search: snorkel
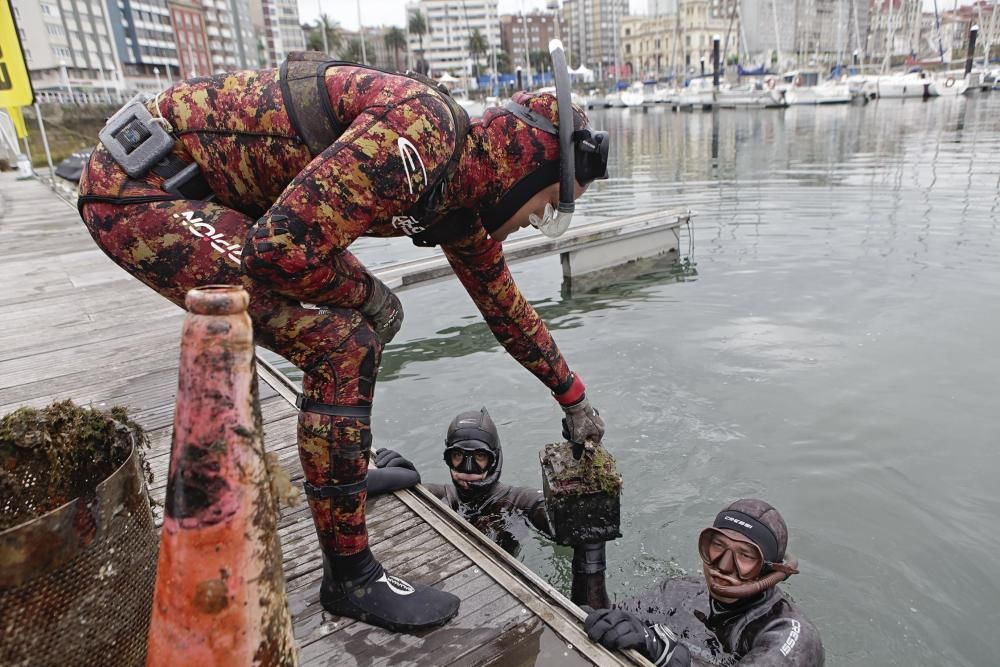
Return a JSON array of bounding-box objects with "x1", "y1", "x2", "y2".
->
[
  {"x1": 699, "y1": 503, "x2": 800, "y2": 600},
  {"x1": 498, "y1": 40, "x2": 610, "y2": 239},
  {"x1": 539, "y1": 39, "x2": 577, "y2": 239}
]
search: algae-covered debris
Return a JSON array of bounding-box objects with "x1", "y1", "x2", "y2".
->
[
  {"x1": 540, "y1": 441, "x2": 623, "y2": 545},
  {"x1": 0, "y1": 400, "x2": 151, "y2": 531},
  {"x1": 540, "y1": 441, "x2": 623, "y2": 497}
]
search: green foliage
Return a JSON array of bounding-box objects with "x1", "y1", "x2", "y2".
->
[
  {"x1": 469, "y1": 28, "x2": 488, "y2": 77},
  {"x1": 384, "y1": 26, "x2": 408, "y2": 71},
  {"x1": 0, "y1": 401, "x2": 151, "y2": 530},
  {"x1": 495, "y1": 50, "x2": 512, "y2": 74},
  {"x1": 409, "y1": 10, "x2": 428, "y2": 51},
  {"x1": 305, "y1": 15, "x2": 342, "y2": 55},
  {"x1": 339, "y1": 38, "x2": 365, "y2": 64}
]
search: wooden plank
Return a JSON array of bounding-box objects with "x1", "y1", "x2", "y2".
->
[{"x1": 0, "y1": 173, "x2": 654, "y2": 667}]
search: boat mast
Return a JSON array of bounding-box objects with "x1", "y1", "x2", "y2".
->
[
  {"x1": 771, "y1": 0, "x2": 784, "y2": 70},
  {"x1": 722, "y1": 0, "x2": 739, "y2": 69},
  {"x1": 881, "y1": 0, "x2": 894, "y2": 74},
  {"x1": 851, "y1": 0, "x2": 863, "y2": 65},
  {"x1": 932, "y1": 0, "x2": 946, "y2": 64}
]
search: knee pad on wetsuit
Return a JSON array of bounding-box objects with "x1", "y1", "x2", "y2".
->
[{"x1": 241, "y1": 214, "x2": 302, "y2": 289}]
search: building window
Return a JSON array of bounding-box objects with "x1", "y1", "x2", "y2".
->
[
  {"x1": 41, "y1": 4, "x2": 55, "y2": 15},
  {"x1": 47, "y1": 23, "x2": 66, "y2": 36}
]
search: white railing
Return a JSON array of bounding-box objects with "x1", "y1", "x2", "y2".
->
[{"x1": 33, "y1": 90, "x2": 133, "y2": 106}]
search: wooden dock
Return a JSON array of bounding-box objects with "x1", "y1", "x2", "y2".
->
[{"x1": 0, "y1": 173, "x2": 652, "y2": 666}]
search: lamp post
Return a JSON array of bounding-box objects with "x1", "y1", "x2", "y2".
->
[
  {"x1": 318, "y1": 0, "x2": 329, "y2": 55},
  {"x1": 154, "y1": 66, "x2": 162, "y2": 89},
  {"x1": 357, "y1": 0, "x2": 367, "y2": 65}
]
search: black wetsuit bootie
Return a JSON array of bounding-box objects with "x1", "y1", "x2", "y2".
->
[{"x1": 320, "y1": 547, "x2": 460, "y2": 632}]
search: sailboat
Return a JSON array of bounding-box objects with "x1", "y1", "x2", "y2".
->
[{"x1": 781, "y1": 71, "x2": 853, "y2": 104}]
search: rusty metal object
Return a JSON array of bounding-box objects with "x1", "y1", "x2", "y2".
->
[
  {"x1": 146, "y1": 285, "x2": 296, "y2": 666},
  {"x1": 540, "y1": 442, "x2": 623, "y2": 546},
  {"x1": 0, "y1": 440, "x2": 158, "y2": 667}
]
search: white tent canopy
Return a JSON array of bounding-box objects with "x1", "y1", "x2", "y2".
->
[
  {"x1": 436, "y1": 72, "x2": 460, "y2": 83},
  {"x1": 570, "y1": 65, "x2": 595, "y2": 83}
]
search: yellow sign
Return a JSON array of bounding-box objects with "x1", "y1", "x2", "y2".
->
[
  {"x1": 0, "y1": 0, "x2": 35, "y2": 107},
  {"x1": 6, "y1": 105, "x2": 26, "y2": 137}
]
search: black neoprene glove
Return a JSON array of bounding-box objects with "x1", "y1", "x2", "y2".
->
[
  {"x1": 374, "y1": 448, "x2": 417, "y2": 472},
  {"x1": 367, "y1": 449, "x2": 420, "y2": 496},
  {"x1": 583, "y1": 608, "x2": 681, "y2": 666},
  {"x1": 360, "y1": 272, "x2": 403, "y2": 346}
]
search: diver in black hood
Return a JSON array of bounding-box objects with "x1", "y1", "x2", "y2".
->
[
  {"x1": 368, "y1": 407, "x2": 549, "y2": 545},
  {"x1": 581, "y1": 499, "x2": 824, "y2": 666},
  {"x1": 367, "y1": 407, "x2": 610, "y2": 608}
]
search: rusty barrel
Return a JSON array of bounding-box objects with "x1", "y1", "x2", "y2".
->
[{"x1": 146, "y1": 285, "x2": 296, "y2": 666}]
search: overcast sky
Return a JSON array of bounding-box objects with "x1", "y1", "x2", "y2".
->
[{"x1": 301, "y1": 0, "x2": 962, "y2": 32}]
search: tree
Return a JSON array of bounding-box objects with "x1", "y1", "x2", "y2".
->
[
  {"x1": 495, "y1": 51, "x2": 512, "y2": 74},
  {"x1": 384, "y1": 27, "x2": 407, "y2": 71},
  {"x1": 305, "y1": 15, "x2": 341, "y2": 55},
  {"x1": 529, "y1": 49, "x2": 550, "y2": 75},
  {"x1": 339, "y1": 38, "x2": 364, "y2": 64},
  {"x1": 469, "y1": 28, "x2": 488, "y2": 78},
  {"x1": 408, "y1": 11, "x2": 428, "y2": 52}
]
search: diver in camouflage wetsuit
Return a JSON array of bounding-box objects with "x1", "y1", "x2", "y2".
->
[{"x1": 78, "y1": 54, "x2": 609, "y2": 632}]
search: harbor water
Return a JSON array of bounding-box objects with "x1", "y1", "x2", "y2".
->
[{"x1": 275, "y1": 95, "x2": 1000, "y2": 665}]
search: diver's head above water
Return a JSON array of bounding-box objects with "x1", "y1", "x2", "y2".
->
[
  {"x1": 698, "y1": 499, "x2": 800, "y2": 603},
  {"x1": 443, "y1": 407, "x2": 503, "y2": 501}
]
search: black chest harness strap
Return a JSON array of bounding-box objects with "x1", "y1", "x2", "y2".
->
[{"x1": 279, "y1": 52, "x2": 473, "y2": 247}]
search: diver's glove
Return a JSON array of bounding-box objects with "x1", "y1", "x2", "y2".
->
[
  {"x1": 555, "y1": 374, "x2": 605, "y2": 449},
  {"x1": 360, "y1": 272, "x2": 403, "y2": 346},
  {"x1": 367, "y1": 448, "x2": 420, "y2": 496},
  {"x1": 583, "y1": 608, "x2": 683, "y2": 666},
  {"x1": 374, "y1": 448, "x2": 417, "y2": 472}
]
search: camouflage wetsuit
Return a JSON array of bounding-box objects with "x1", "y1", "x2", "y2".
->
[{"x1": 78, "y1": 65, "x2": 580, "y2": 560}]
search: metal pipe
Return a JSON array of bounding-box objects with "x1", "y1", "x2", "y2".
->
[{"x1": 33, "y1": 103, "x2": 55, "y2": 181}]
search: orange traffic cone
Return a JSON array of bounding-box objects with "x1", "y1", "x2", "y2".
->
[{"x1": 147, "y1": 286, "x2": 296, "y2": 666}]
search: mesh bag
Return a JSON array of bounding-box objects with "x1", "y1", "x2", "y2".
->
[{"x1": 0, "y1": 445, "x2": 158, "y2": 667}]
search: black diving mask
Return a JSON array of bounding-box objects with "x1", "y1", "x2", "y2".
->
[{"x1": 444, "y1": 444, "x2": 495, "y2": 475}]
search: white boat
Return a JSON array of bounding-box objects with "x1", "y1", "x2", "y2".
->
[
  {"x1": 675, "y1": 77, "x2": 716, "y2": 110},
  {"x1": 780, "y1": 71, "x2": 852, "y2": 105},
  {"x1": 535, "y1": 86, "x2": 585, "y2": 108},
  {"x1": 620, "y1": 82, "x2": 646, "y2": 107},
  {"x1": 604, "y1": 91, "x2": 626, "y2": 108},
  {"x1": 716, "y1": 81, "x2": 785, "y2": 108},
  {"x1": 847, "y1": 74, "x2": 875, "y2": 100},
  {"x1": 653, "y1": 86, "x2": 677, "y2": 104},
  {"x1": 931, "y1": 71, "x2": 970, "y2": 97},
  {"x1": 874, "y1": 71, "x2": 936, "y2": 99}
]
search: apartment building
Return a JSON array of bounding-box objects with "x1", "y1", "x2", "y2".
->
[
  {"x1": 499, "y1": 10, "x2": 561, "y2": 70},
  {"x1": 11, "y1": 0, "x2": 126, "y2": 92},
  {"x1": 560, "y1": 0, "x2": 628, "y2": 75},
  {"x1": 406, "y1": 0, "x2": 500, "y2": 76}
]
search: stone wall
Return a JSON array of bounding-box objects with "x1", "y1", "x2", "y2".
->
[{"x1": 21, "y1": 104, "x2": 118, "y2": 168}]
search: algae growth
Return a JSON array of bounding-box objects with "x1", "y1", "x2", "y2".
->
[{"x1": 0, "y1": 400, "x2": 151, "y2": 531}]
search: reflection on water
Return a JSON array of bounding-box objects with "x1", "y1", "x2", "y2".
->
[{"x1": 268, "y1": 96, "x2": 1000, "y2": 666}]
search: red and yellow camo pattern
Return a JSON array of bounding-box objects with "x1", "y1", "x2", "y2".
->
[{"x1": 78, "y1": 64, "x2": 576, "y2": 557}]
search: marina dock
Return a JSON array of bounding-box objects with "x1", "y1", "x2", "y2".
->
[{"x1": 0, "y1": 173, "x2": 660, "y2": 666}]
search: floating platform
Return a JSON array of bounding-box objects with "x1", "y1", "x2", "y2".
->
[{"x1": 0, "y1": 173, "x2": 660, "y2": 666}]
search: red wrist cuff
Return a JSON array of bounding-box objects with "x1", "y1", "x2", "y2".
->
[{"x1": 554, "y1": 374, "x2": 586, "y2": 406}]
